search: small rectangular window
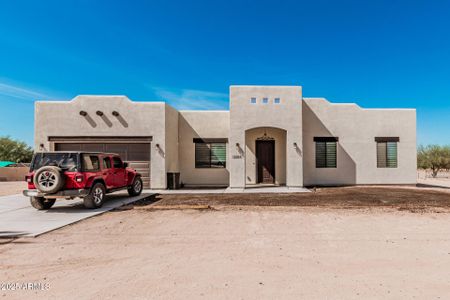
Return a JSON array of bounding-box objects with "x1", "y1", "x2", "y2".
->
[
  {"x1": 376, "y1": 137, "x2": 398, "y2": 168},
  {"x1": 314, "y1": 137, "x2": 338, "y2": 168},
  {"x1": 262, "y1": 97, "x2": 268, "y2": 104},
  {"x1": 274, "y1": 98, "x2": 280, "y2": 104},
  {"x1": 250, "y1": 97, "x2": 257, "y2": 104},
  {"x1": 195, "y1": 142, "x2": 226, "y2": 168}
]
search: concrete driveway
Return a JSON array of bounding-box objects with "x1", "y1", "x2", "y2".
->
[{"x1": 0, "y1": 192, "x2": 153, "y2": 238}]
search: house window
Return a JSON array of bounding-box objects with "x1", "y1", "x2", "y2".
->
[
  {"x1": 194, "y1": 139, "x2": 227, "y2": 168},
  {"x1": 262, "y1": 97, "x2": 268, "y2": 104},
  {"x1": 314, "y1": 137, "x2": 338, "y2": 168},
  {"x1": 250, "y1": 97, "x2": 257, "y2": 104},
  {"x1": 375, "y1": 137, "x2": 399, "y2": 168},
  {"x1": 274, "y1": 98, "x2": 280, "y2": 104}
]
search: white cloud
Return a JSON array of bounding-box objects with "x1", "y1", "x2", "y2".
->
[
  {"x1": 0, "y1": 82, "x2": 48, "y2": 100},
  {"x1": 151, "y1": 87, "x2": 229, "y2": 110}
]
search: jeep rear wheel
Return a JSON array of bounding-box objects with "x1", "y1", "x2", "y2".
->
[
  {"x1": 83, "y1": 182, "x2": 106, "y2": 209},
  {"x1": 128, "y1": 177, "x2": 143, "y2": 196},
  {"x1": 30, "y1": 197, "x2": 56, "y2": 210}
]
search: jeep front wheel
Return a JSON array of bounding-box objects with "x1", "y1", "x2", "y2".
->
[
  {"x1": 83, "y1": 183, "x2": 106, "y2": 209},
  {"x1": 30, "y1": 197, "x2": 56, "y2": 210},
  {"x1": 128, "y1": 177, "x2": 143, "y2": 196}
]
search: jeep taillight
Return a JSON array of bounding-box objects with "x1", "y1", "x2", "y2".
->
[
  {"x1": 75, "y1": 174, "x2": 84, "y2": 183},
  {"x1": 25, "y1": 175, "x2": 33, "y2": 183}
]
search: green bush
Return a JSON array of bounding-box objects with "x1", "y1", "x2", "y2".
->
[
  {"x1": 0, "y1": 136, "x2": 34, "y2": 163},
  {"x1": 417, "y1": 144, "x2": 450, "y2": 177}
]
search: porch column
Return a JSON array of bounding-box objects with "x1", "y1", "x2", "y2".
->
[
  {"x1": 286, "y1": 129, "x2": 304, "y2": 187},
  {"x1": 229, "y1": 131, "x2": 246, "y2": 188}
]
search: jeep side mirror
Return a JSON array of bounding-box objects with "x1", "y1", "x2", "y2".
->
[{"x1": 123, "y1": 162, "x2": 128, "y2": 168}]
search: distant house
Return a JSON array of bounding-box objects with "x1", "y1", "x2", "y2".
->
[{"x1": 33, "y1": 85, "x2": 417, "y2": 189}]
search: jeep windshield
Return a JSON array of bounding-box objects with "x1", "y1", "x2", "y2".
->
[{"x1": 31, "y1": 153, "x2": 79, "y2": 172}]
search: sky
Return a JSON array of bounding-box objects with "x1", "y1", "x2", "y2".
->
[{"x1": 0, "y1": 0, "x2": 449, "y2": 146}]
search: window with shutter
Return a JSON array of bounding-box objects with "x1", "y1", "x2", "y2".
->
[
  {"x1": 194, "y1": 140, "x2": 227, "y2": 168},
  {"x1": 314, "y1": 137, "x2": 338, "y2": 168},
  {"x1": 375, "y1": 137, "x2": 399, "y2": 168}
]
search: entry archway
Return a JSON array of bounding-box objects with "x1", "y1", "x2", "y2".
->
[{"x1": 245, "y1": 127, "x2": 287, "y2": 186}]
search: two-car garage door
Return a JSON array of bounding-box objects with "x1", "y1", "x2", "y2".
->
[{"x1": 54, "y1": 141, "x2": 151, "y2": 188}]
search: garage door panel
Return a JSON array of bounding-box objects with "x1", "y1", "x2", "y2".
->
[
  {"x1": 104, "y1": 144, "x2": 127, "y2": 159},
  {"x1": 55, "y1": 142, "x2": 151, "y2": 188},
  {"x1": 55, "y1": 143, "x2": 82, "y2": 151},
  {"x1": 82, "y1": 144, "x2": 104, "y2": 152}
]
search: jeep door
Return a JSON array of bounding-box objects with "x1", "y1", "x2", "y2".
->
[
  {"x1": 112, "y1": 156, "x2": 127, "y2": 187},
  {"x1": 102, "y1": 156, "x2": 115, "y2": 189}
]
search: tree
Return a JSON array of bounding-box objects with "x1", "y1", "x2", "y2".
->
[
  {"x1": 417, "y1": 144, "x2": 450, "y2": 177},
  {"x1": 0, "y1": 136, "x2": 34, "y2": 163}
]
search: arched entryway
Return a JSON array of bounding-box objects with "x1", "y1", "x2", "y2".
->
[{"x1": 245, "y1": 127, "x2": 287, "y2": 186}]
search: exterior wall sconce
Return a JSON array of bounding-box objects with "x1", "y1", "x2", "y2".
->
[
  {"x1": 79, "y1": 111, "x2": 87, "y2": 116},
  {"x1": 235, "y1": 143, "x2": 240, "y2": 148},
  {"x1": 293, "y1": 142, "x2": 298, "y2": 148},
  {"x1": 156, "y1": 143, "x2": 160, "y2": 149},
  {"x1": 96, "y1": 111, "x2": 104, "y2": 116},
  {"x1": 112, "y1": 111, "x2": 120, "y2": 117},
  {"x1": 39, "y1": 143, "x2": 45, "y2": 151}
]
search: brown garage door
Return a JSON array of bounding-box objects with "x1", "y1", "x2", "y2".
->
[{"x1": 54, "y1": 143, "x2": 151, "y2": 188}]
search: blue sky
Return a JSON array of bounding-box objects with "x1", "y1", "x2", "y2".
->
[{"x1": 0, "y1": 0, "x2": 449, "y2": 146}]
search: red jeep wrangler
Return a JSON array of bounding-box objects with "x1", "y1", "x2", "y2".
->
[{"x1": 23, "y1": 152, "x2": 143, "y2": 210}]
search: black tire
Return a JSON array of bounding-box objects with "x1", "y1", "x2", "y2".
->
[
  {"x1": 30, "y1": 197, "x2": 56, "y2": 210},
  {"x1": 128, "y1": 177, "x2": 143, "y2": 196},
  {"x1": 83, "y1": 182, "x2": 106, "y2": 209},
  {"x1": 33, "y1": 166, "x2": 65, "y2": 194}
]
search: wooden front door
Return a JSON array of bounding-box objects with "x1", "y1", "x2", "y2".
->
[{"x1": 256, "y1": 140, "x2": 275, "y2": 184}]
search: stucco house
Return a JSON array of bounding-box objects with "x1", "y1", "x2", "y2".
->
[{"x1": 34, "y1": 85, "x2": 417, "y2": 189}]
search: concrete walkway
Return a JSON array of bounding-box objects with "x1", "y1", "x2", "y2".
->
[
  {"x1": 0, "y1": 192, "x2": 153, "y2": 238},
  {"x1": 150, "y1": 186, "x2": 310, "y2": 194}
]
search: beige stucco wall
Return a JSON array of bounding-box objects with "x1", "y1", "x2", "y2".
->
[
  {"x1": 229, "y1": 86, "x2": 303, "y2": 188},
  {"x1": 165, "y1": 104, "x2": 180, "y2": 173},
  {"x1": 245, "y1": 127, "x2": 286, "y2": 185},
  {"x1": 178, "y1": 111, "x2": 230, "y2": 186},
  {"x1": 33, "y1": 86, "x2": 417, "y2": 189},
  {"x1": 0, "y1": 167, "x2": 29, "y2": 181},
  {"x1": 302, "y1": 98, "x2": 417, "y2": 186},
  {"x1": 34, "y1": 96, "x2": 170, "y2": 189}
]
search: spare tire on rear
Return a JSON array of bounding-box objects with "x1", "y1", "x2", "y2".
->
[{"x1": 33, "y1": 166, "x2": 65, "y2": 194}]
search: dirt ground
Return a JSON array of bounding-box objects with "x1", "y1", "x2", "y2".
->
[
  {"x1": 0, "y1": 181, "x2": 26, "y2": 197},
  {"x1": 141, "y1": 186, "x2": 450, "y2": 212},
  {"x1": 1, "y1": 187, "x2": 450, "y2": 299},
  {"x1": 418, "y1": 169, "x2": 450, "y2": 188},
  {"x1": 2, "y1": 203, "x2": 450, "y2": 299}
]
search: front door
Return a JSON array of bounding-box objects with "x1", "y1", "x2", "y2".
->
[{"x1": 256, "y1": 140, "x2": 275, "y2": 184}]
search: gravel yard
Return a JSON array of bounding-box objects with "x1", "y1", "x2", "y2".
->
[{"x1": 138, "y1": 186, "x2": 450, "y2": 212}]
